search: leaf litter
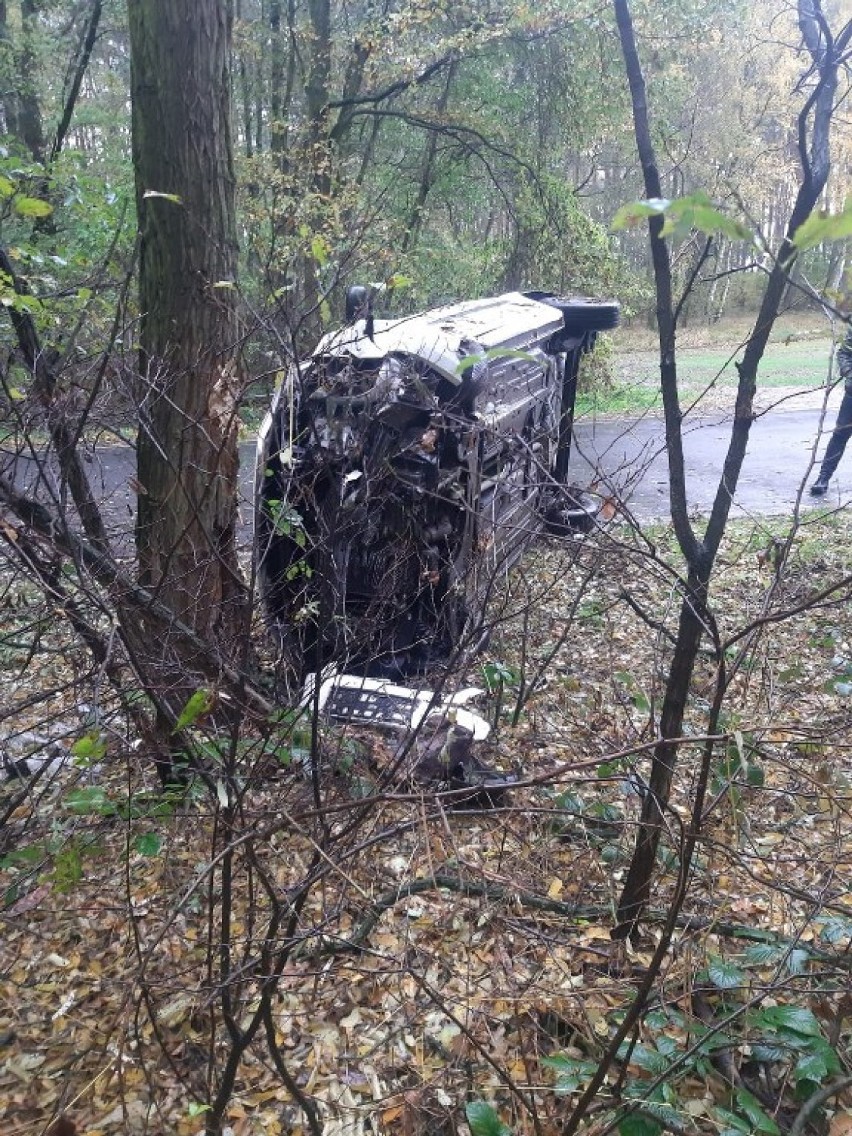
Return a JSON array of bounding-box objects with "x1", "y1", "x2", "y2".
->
[{"x1": 2, "y1": 510, "x2": 852, "y2": 1134}]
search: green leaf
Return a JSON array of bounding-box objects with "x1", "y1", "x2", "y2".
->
[
  {"x1": 134, "y1": 832, "x2": 163, "y2": 857},
  {"x1": 1, "y1": 843, "x2": 44, "y2": 869},
  {"x1": 173, "y1": 689, "x2": 214, "y2": 732},
  {"x1": 13, "y1": 195, "x2": 53, "y2": 218},
  {"x1": 786, "y1": 949, "x2": 810, "y2": 976},
  {"x1": 753, "y1": 1005, "x2": 822, "y2": 1038},
  {"x1": 818, "y1": 916, "x2": 852, "y2": 945},
  {"x1": 311, "y1": 234, "x2": 329, "y2": 267},
  {"x1": 612, "y1": 192, "x2": 754, "y2": 243},
  {"x1": 0, "y1": 174, "x2": 15, "y2": 197},
  {"x1": 465, "y1": 1100, "x2": 512, "y2": 1136},
  {"x1": 52, "y1": 845, "x2": 83, "y2": 892},
  {"x1": 742, "y1": 943, "x2": 782, "y2": 965},
  {"x1": 541, "y1": 1054, "x2": 598, "y2": 1093},
  {"x1": 618, "y1": 1114, "x2": 661, "y2": 1136},
  {"x1": 752, "y1": 1043, "x2": 788, "y2": 1063},
  {"x1": 619, "y1": 1043, "x2": 671, "y2": 1075},
  {"x1": 661, "y1": 193, "x2": 753, "y2": 242},
  {"x1": 387, "y1": 273, "x2": 413, "y2": 290},
  {"x1": 708, "y1": 956, "x2": 746, "y2": 990},
  {"x1": 792, "y1": 196, "x2": 852, "y2": 251},
  {"x1": 631, "y1": 1100, "x2": 684, "y2": 1129},
  {"x1": 712, "y1": 1105, "x2": 753, "y2": 1135},
  {"x1": 611, "y1": 198, "x2": 671, "y2": 229},
  {"x1": 65, "y1": 786, "x2": 115, "y2": 817},
  {"x1": 482, "y1": 661, "x2": 516, "y2": 689},
  {"x1": 71, "y1": 730, "x2": 107, "y2": 765},
  {"x1": 794, "y1": 1050, "x2": 830, "y2": 1086},
  {"x1": 745, "y1": 762, "x2": 765, "y2": 787},
  {"x1": 734, "y1": 1089, "x2": 780, "y2": 1134}
]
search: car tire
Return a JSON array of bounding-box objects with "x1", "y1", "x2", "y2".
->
[{"x1": 559, "y1": 298, "x2": 621, "y2": 333}]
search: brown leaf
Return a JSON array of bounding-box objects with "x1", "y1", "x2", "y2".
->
[{"x1": 7, "y1": 884, "x2": 51, "y2": 918}]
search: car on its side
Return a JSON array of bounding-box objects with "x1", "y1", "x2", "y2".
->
[{"x1": 256, "y1": 287, "x2": 619, "y2": 678}]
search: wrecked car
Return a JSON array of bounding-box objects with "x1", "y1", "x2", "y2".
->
[{"x1": 256, "y1": 287, "x2": 620, "y2": 678}]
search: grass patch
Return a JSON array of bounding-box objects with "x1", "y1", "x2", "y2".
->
[
  {"x1": 576, "y1": 381, "x2": 662, "y2": 417},
  {"x1": 616, "y1": 339, "x2": 834, "y2": 388},
  {"x1": 588, "y1": 322, "x2": 839, "y2": 414}
]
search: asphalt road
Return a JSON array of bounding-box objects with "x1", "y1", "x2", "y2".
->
[
  {"x1": 3, "y1": 406, "x2": 847, "y2": 549},
  {"x1": 570, "y1": 405, "x2": 845, "y2": 522}
]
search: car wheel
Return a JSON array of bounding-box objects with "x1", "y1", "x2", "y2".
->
[{"x1": 559, "y1": 299, "x2": 621, "y2": 333}]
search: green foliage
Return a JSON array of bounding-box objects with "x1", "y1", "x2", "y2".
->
[
  {"x1": 792, "y1": 196, "x2": 852, "y2": 252},
  {"x1": 71, "y1": 730, "x2": 107, "y2": 766},
  {"x1": 612, "y1": 192, "x2": 755, "y2": 245},
  {"x1": 13, "y1": 194, "x2": 53, "y2": 219},
  {"x1": 613, "y1": 669, "x2": 650, "y2": 713},
  {"x1": 134, "y1": 832, "x2": 164, "y2": 857},
  {"x1": 264, "y1": 500, "x2": 313, "y2": 581},
  {"x1": 173, "y1": 689, "x2": 215, "y2": 733},
  {"x1": 465, "y1": 1100, "x2": 512, "y2": 1136},
  {"x1": 542, "y1": 1052, "x2": 601, "y2": 1094},
  {"x1": 542, "y1": 955, "x2": 845, "y2": 1136},
  {"x1": 0, "y1": 146, "x2": 133, "y2": 379}
]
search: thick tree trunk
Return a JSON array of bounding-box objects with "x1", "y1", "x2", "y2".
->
[{"x1": 128, "y1": 0, "x2": 247, "y2": 675}]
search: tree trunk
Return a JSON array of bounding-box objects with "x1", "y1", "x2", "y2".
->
[
  {"x1": 128, "y1": 0, "x2": 247, "y2": 697},
  {"x1": 50, "y1": 0, "x2": 103, "y2": 161},
  {"x1": 611, "y1": 0, "x2": 850, "y2": 938},
  {"x1": 401, "y1": 61, "x2": 456, "y2": 255},
  {"x1": 1, "y1": 0, "x2": 46, "y2": 159},
  {"x1": 17, "y1": 0, "x2": 46, "y2": 161}
]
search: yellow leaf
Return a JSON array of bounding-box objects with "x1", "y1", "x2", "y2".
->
[{"x1": 547, "y1": 877, "x2": 563, "y2": 899}]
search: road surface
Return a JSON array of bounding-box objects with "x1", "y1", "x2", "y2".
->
[
  {"x1": 3, "y1": 406, "x2": 848, "y2": 550},
  {"x1": 569, "y1": 405, "x2": 845, "y2": 522}
]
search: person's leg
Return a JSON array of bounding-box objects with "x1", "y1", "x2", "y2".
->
[{"x1": 811, "y1": 387, "x2": 852, "y2": 494}]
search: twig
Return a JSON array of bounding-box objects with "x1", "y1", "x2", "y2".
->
[{"x1": 789, "y1": 1074, "x2": 852, "y2": 1136}]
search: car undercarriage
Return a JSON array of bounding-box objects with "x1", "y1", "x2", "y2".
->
[{"x1": 256, "y1": 288, "x2": 619, "y2": 679}]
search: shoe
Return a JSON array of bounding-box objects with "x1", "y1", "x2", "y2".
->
[{"x1": 810, "y1": 477, "x2": 829, "y2": 496}]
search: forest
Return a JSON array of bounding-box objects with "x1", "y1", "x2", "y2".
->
[{"x1": 1, "y1": 1, "x2": 852, "y2": 1134}]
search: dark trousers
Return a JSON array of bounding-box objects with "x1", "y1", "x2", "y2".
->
[{"x1": 819, "y1": 386, "x2": 852, "y2": 482}]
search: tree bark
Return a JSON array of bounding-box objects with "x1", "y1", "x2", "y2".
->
[{"x1": 128, "y1": 0, "x2": 248, "y2": 687}]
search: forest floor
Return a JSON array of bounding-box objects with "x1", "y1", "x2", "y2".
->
[{"x1": 2, "y1": 500, "x2": 852, "y2": 1136}]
